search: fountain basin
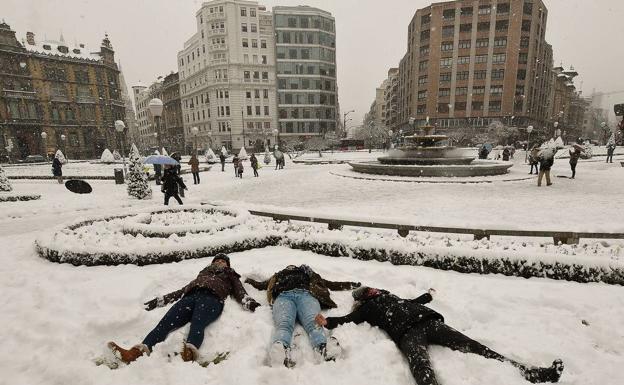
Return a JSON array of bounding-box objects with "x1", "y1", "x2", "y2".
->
[
  {"x1": 378, "y1": 156, "x2": 475, "y2": 165},
  {"x1": 348, "y1": 160, "x2": 513, "y2": 177}
]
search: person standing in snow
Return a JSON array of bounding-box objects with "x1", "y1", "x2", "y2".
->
[
  {"x1": 250, "y1": 153, "x2": 259, "y2": 177},
  {"x1": 245, "y1": 265, "x2": 360, "y2": 367},
  {"x1": 569, "y1": 146, "x2": 582, "y2": 179},
  {"x1": 237, "y1": 159, "x2": 244, "y2": 178},
  {"x1": 220, "y1": 152, "x2": 226, "y2": 172},
  {"x1": 528, "y1": 146, "x2": 540, "y2": 175},
  {"x1": 188, "y1": 154, "x2": 200, "y2": 185},
  {"x1": 108, "y1": 254, "x2": 260, "y2": 364},
  {"x1": 316, "y1": 287, "x2": 564, "y2": 385},
  {"x1": 233, "y1": 155, "x2": 240, "y2": 177},
  {"x1": 52, "y1": 154, "x2": 63, "y2": 184},
  {"x1": 606, "y1": 143, "x2": 615, "y2": 163},
  {"x1": 161, "y1": 168, "x2": 187, "y2": 205},
  {"x1": 537, "y1": 150, "x2": 555, "y2": 187}
]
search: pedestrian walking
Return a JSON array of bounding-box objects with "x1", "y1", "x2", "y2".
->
[
  {"x1": 237, "y1": 160, "x2": 244, "y2": 178},
  {"x1": 606, "y1": 143, "x2": 615, "y2": 163},
  {"x1": 220, "y1": 153, "x2": 226, "y2": 172},
  {"x1": 250, "y1": 153, "x2": 259, "y2": 177},
  {"x1": 316, "y1": 287, "x2": 564, "y2": 385},
  {"x1": 502, "y1": 147, "x2": 511, "y2": 161},
  {"x1": 528, "y1": 146, "x2": 540, "y2": 175},
  {"x1": 233, "y1": 155, "x2": 240, "y2": 177},
  {"x1": 52, "y1": 155, "x2": 63, "y2": 184},
  {"x1": 161, "y1": 168, "x2": 187, "y2": 205},
  {"x1": 188, "y1": 154, "x2": 200, "y2": 185},
  {"x1": 107, "y1": 254, "x2": 260, "y2": 364},
  {"x1": 569, "y1": 145, "x2": 582, "y2": 179},
  {"x1": 537, "y1": 148, "x2": 555, "y2": 187},
  {"x1": 245, "y1": 265, "x2": 360, "y2": 367}
]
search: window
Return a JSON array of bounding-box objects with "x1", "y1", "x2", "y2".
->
[
  {"x1": 518, "y1": 52, "x2": 528, "y2": 64},
  {"x1": 419, "y1": 45, "x2": 430, "y2": 55},
  {"x1": 492, "y1": 53, "x2": 506, "y2": 64},
  {"x1": 253, "y1": 71, "x2": 260, "y2": 80},
  {"x1": 472, "y1": 101, "x2": 484, "y2": 110},
  {"x1": 496, "y1": 20, "x2": 509, "y2": 32},
  {"x1": 473, "y1": 86, "x2": 485, "y2": 94},
  {"x1": 244, "y1": 71, "x2": 250, "y2": 81},
  {"x1": 523, "y1": 2, "x2": 533, "y2": 16},
  {"x1": 460, "y1": 23, "x2": 472, "y2": 33},
  {"x1": 247, "y1": 106, "x2": 253, "y2": 115},
  {"x1": 443, "y1": 9, "x2": 455, "y2": 20},
  {"x1": 255, "y1": 106, "x2": 261, "y2": 116},
  {"x1": 264, "y1": 106, "x2": 269, "y2": 115},
  {"x1": 250, "y1": 8, "x2": 256, "y2": 17},
  {"x1": 458, "y1": 40, "x2": 471, "y2": 49},
  {"x1": 419, "y1": 60, "x2": 428, "y2": 71},
  {"x1": 478, "y1": 5, "x2": 491, "y2": 15},
  {"x1": 439, "y1": 72, "x2": 452, "y2": 83},
  {"x1": 241, "y1": 7, "x2": 247, "y2": 16},
  {"x1": 476, "y1": 38, "x2": 489, "y2": 48},
  {"x1": 489, "y1": 100, "x2": 501, "y2": 111},
  {"x1": 421, "y1": 14, "x2": 431, "y2": 25},
  {"x1": 522, "y1": 20, "x2": 532, "y2": 32},
  {"x1": 254, "y1": 89, "x2": 260, "y2": 98},
  {"x1": 288, "y1": 17, "x2": 297, "y2": 27},
  {"x1": 438, "y1": 103, "x2": 450, "y2": 113},
  {"x1": 261, "y1": 40, "x2": 267, "y2": 48},
  {"x1": 242, "y1": 23, "x2": 248, "y2": 32},
  {"x1": 417, "y1": 90, "x2": 427, "y2": 100},
  {"x1": 420, "y1": 29, "x2": 430, "y2": 42},
  {"x1": 417, "y1": 104, "x2": 426, "y2": 114},
  {"x1": 455, "y1": 102, "x2": 467, "y2": 111},
  {"x1": 418, "y1": 75, "x2": 428, "y2": 85},
  {"x1": 520, "y1": 37, "x2": 530, "y2": 48},
  {"x1": 497, "y1": 3, "x2": 510, "y2": 14},
  {"x1": 461, "y1": 7, "x2": 473, "y2": 16},
  {"x1": 439, "y1": 88, "x2": 451, "y2": 97},
  {"x1": 262, "y1": 55, "x2": 267, "y2": 64},
  {"x1": 252, "y1": 39, "x2": 258, "y2": 48},
  {"x1": 242, "y1": 39, "x2": 248, "y2": 48},
  {"x1": 456, "y1": 71, "x2": 469, "y2": 80},
  {"x1": 442, "y1": 26, "x2": 454, "y2": 37},
  {"x1": 456, "y1": 87, "x2": 468, "y2": 96},
  {"x1": 457, "y1": 56, "x2": 470, "y2": 65},
  {"x1": 515, "y1": 85, "x2": 525, "y2": 96},
  {"x1": 246, "y1": 91, "x2": 252, "y2": 99},
  {"x1": 491, "y1": 69, "x2": 505, "y2": 80},
  {"x1": 262, "y1": 72, "x2": 268, "y2": 80},
  {"x1": 251, "y1": 24, "x2": 257, "y2": 33},
  {"x1": 477, "y1": 22, "x2": 490, "y2": 31},
  {"x1": 440, "y1": 58, "x2": 453, "y2": 68},
  {"x1": 441, "y1": 41, "x2": 453, "y2": 51},
  {"x1": 517, "y1": 69, "x2": 526, "y2": 80},
  {"x1": 263, "y1": 89, "x2": 269, "y2": 98},
  {"x1": 475, "y1": 55, "x2": 488, "y2": 64},
  {"x1": 494, "y1": 37, "x2": 507, "y2": 47},
  {"x1": 490, "y1": 85, "x2": 503, "y2": 94}
]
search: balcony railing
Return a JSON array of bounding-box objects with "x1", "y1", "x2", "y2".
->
[
  {"x1": 211, "y1": 43, "x2": 228, "y2": 51},
  {"x1": 209, "y1": 28, "x2": 227, "y2": 36},
  {"x1": 76, "y1": 96, "x2": 96, "y2": 104},
  {"x1": 2, "y1": 89, "x2": 37, "y2": 99},
  {"x1": 207, "y1": 12, "x2": 226, "y2": 21},
  {"x1": 50, "y1": 95, "x2": 70, "y2": 102}
]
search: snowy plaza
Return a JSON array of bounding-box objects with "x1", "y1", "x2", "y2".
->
[{"x1": 1, "y1": 152, "x2": 623, "y2": 385}]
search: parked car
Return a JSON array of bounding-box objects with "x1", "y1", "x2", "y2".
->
[{"x1": 19, "y1": 155, "x2": 46, "y2": 163}]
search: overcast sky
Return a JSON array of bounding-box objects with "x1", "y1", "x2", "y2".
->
[{"x1": 3, "y1": 0, "x2": 624, "y2": 125}]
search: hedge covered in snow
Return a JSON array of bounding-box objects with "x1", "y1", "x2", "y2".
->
[
  {"x1": 0, "y1": 194, "x2": 41, "y2": 202},
  {"x1": 34, "y1": 208, "x2": 624, "y2": 285}
]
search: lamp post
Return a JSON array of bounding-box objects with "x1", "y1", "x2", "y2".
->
[
  {"x1": 273, "y1": 128, "x2": 280, "y2": 150},
  {"x1": 114, "y1": 120, "x2": 127, "y2": 175},
  {"x1": 343, "y1": 110, "x2": 355, "y2": 138},
  {"x1": 40, "y1": 132, "x2": 48, "y2": 160},
  {"x1": 207, "y1": 131, "x2": 213, "y2": 151},
  {"x1": 153, "y1": 132, "x2": 159, "y2": 151},
  {"x1": 600, "y1": 121, "x2": 608, "y2": 143},
  {"x1": 60, "y1": 134, "x2": 67, "y2": 159},
  {"x1": 525, "y1": 125, "x2": 533, "y2": 163},
  {"x1": 148, "y1": 98, "x2": 164, "y2": 151},
  {"x1": 191, "y1": 126, "x2": 199, "y2": 155}
]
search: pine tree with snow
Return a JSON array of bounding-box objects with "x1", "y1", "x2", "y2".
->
[
  {"x1": 55, "y1": 149, "x2": 67, "y2": 164},
  {"x1": 100, "y1": 149, "x2": 115, "y2": 163},
  {"x1": 205, "y1": 148, "x2": 216, "y2": 162},
  {"x1": 112, "y1": 149, "x2": 122, "y2": 160},
  {"x1": 238, "y1": 146, "x2": 248, "y2": 160},
  {"x1": 0, "y1": 165, "x2": 12, "y2": 192},
  {"x1": 220, "y1": 146, "x2": 228, "y2": 156},
  {"x1": 126, "y1": 144, "x2": 152, "y2": 200}
]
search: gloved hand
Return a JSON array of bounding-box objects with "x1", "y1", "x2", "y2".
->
[
  {"x1": 144, "y1": 296, "x2": 165, "y2": 311},
  {"x1": 243, "y1": 296, "x2": 261, "y2": 312}
]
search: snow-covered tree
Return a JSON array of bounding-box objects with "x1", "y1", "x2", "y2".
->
[
  {"x1": 0, "y1": 165, "x2": 12, "y2": 192},
  {"x1": 112, "y1": 149, "x2": 122, "y2": 160},
  {"x1": 205, "y1": 148, "x2": 216, "y2": 162},
  {"x1": 263, "y1": 151, "x2": 272, "y2": 165},
  {"x1": 238, "y1": 146, "x2": 248, "y2": 160},
  {"x1": 126, "y1": 144, "x2": 152, "y2": 200},
  {"x1": 220, "y1": 146, "x2": 228, "y2": 156},
  {"x1": 161, "y1": 147, "x2": 169, "y2": 156},
  {"x1": 100, "y1": 149, "x2": 115, "y2": 163},
  {"x1": 55, "y1": 149, "x2": 67, "y2": 164}
]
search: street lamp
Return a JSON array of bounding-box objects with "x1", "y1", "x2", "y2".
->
[
  {"x1": 273, "y1": 128, "x2": 279, "y2": 150},
  {"x1": 115, "y1": 120, "x2": 127, "y2": 175},
  {"x1": 148, "y1": 98, "x2": 164, "y2": 150},
  {"x1": 191, "y1": 126, "x2": 199, "y2": 155},
  {"x1": 525, "y1": 125, "x2": 534, "y2": 163},
  {"x1": 40, "y1": 132, "x2": 48, "y2": 159},
  {"x1": 153, "y1": 132, "x2": 159, "y2": 150},
  {"x1": 60, "y1": 134, "x2": 67, "y2": 159}
]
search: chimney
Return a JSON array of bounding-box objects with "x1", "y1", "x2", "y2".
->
[{"x1": 26, "y1": 31, "x2": 35, "y2": 45}]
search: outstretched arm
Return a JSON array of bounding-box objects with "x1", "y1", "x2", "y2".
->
[
  {"x1": 244, "y1": 277, "x2": 270, "y2": 291},
  {"x1": 408, "y1": 289, "x2": 436, "y2": 305},
  {"x1": 320, "y1": 277, "x2": 361, "y2": 291},
  {"x1": 143, "y1": 288, "x2": 185, "y2": 311},
  {"x1": 316, "y1": 307, "x2": 366, "y2": 330},
  {"x1": 231, "y1": 275, "x2": 261, "y2": 312}
]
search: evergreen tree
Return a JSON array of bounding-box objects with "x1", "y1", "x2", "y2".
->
[
  {"x1": 112, "y1": 150, "x2": 122, "y2": 160},
  {"x1": 126, "y1": 144, "x2": 152, "y2": 200},
  {"x1": 100, "y1": 149, "x2": 115, "y2": 163},
  {"x1": 0, "y1": 165, "x2": 12, "y2": 192}
]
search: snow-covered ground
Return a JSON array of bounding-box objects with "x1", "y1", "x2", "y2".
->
[{"x1": 1, "y1": 152, "x2": 623, "y2": 385}]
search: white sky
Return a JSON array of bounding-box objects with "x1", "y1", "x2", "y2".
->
[{"x1": 3, "y1": 0, "x2": 624, "y2": 126}]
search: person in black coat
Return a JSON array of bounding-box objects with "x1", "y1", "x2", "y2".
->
[
  {"x1": 161, "y1": 168, "x2": 187, "y2": 205},
  {"x1": 52, "y1": 156, "x2": 63, "y2": 184},
  {"x1": 316, "y1": 287, "x2": 564, "y2": 385},
  {"x1": 250, "y1": 153, "x2": 259, "y2": 177},
  {"x1": 219, "y1": 153, "x2": 226, "y2": 172}
]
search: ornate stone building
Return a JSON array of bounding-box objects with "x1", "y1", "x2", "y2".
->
[{"x1": 0, "y1": 21, "x2": 124, "y2": 160}]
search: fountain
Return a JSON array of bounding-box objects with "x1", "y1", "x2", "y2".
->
[{"x1": 349, "y1": 124, "x2": 513, "y2": 177}]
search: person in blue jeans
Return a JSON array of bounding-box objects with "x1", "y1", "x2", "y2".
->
[
  {"x1": 245, "y1": 264, "x2": 360, "y2": 367},
  {"x1": 107, "y1": 254, "x2": 260, "y2": 363}
]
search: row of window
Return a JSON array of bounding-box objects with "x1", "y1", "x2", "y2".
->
[
  {"x1": 276, "y1": 46, "x2": 336, "y2": 61},
  {"x1": 423, "y1": 2, "x2": 521, "y2": 25},
  {"x1": 274, "y1": 15, "x2": 335, "y2": 32},
  {"x1": 434, "y1": 69, "x2": 505, "y2": 83},
  {"x1": 279, "y1": 107, "x2": 335, "y2": 120},
  {"x1": 438, "y1": 53, "x2": 506, "y2": 68},
  {"x1": 246, "y1": 105, "x2": 271, "y2": 116},
  {"x1": 432, "y1": 100, "x2": 503, "y2": 113},
  {"x1": 279, "y1": 121, "x2": 336, "y2": 134},
  {"x1": 276, "y1": 31, "x2": 336, "y2": 48},
  {"x1": 278, "y1": 92, "x2": 336, "y2": 106},
  {"x1": 277, "y1": 62, "x2": 336, "y2": 77},
  {"x1": 242, "y1": 38, "x2": 268, "y2": 49},
  {"x1": 439, "y1": 37, "x2": 507, "y2": 52},
  {"x1": 241, "y1": 23, "x2": 258, "y2": 33},
  {"x1": 439, "y1": 20, "x2": 511, "y2": 37},
  {"x1": 416, "y1": 84, "x2": 505, "y2": 100},
  {"x1": 277, "y1": 77, "x2": 336, "y2": 91}
]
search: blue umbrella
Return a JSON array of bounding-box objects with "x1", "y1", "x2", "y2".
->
[{"x1": 143, "y1": 155, "x2": 179, "y2": 165}]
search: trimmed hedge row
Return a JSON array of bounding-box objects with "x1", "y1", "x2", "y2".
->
[
  {"x1": 0, "y1": 194, "x2": 41, "y2": 202},
  {"x1": 284, "y1": 238, "x2": 624, "y2": 286}
]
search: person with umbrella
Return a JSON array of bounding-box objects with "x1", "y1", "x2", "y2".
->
[{"x1": 537, "y1": 146, "x2": 556, "y2": 187}]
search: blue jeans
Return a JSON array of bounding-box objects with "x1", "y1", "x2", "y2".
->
[
  {"x1": 272, "y1": 289, "x2": 326, "y2": 348},
  {"x1": 142, "y1": 289, "x2": 223, "y2": 350}
]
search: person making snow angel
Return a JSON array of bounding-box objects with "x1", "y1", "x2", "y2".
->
[
  {"x1": 316, "y1": 287, "x2": 564, "y2": 385},
  {"x1": 108, "y1": 254, "x2": 261, "y2": 363},
  {"x1": 245, "y1": 264, "x2": 361, "y2": 367}
]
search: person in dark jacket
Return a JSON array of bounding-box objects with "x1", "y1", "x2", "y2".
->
[
  {"x1": 316, "y1": 287, "x2": 564, "y2": 385},
  {"x1": 478, "y1": 146, "x2": 489, "y2": 160},
  {"x1": 219, "y1": 153, "x2": 226, "y2": 172},
  {"x1": 153, "y1": 163, "x2": 162, "y2": 185},
  {"x1": 569, "y1": 146, "x2": 582, "y2": 179},
  {"x1": 233, "y1": 155, "x2": 240, "y2": 177},
  {"x1": 528, "y1": 146, "x2": 540, "y2": 175},
  {"x1": 245, "y1": 265, "x2": 360, "y2": 367},
  {"x1": 161, "y1": 168, "x2": 187, "y2": 205},
  {"x1": 108, "y1": 254, "x2": 260, "y2": 364},
  {"x1": 250, "y1": 153, "x2": 259, "y2": 177},
  {"x1": 502, "y1": 147, "x2": 511, "y2": 161},
  {"x1": 188, "y1": 154, "x2": 200, "y2": 184},
  {"x1": 52, "y1": 156, "x2": 63, "y2": 183},
  {"x1": 606, "y1": 143, "x2": 615, "y2": 163},
  {"x1": 537, "y1": 150, "x2": 555, "y2": 187}
]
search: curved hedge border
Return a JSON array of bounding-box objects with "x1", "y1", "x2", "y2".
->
[
  {"x1": 122, "y1": 206, "x2": 248, "y2": 237},
  {"x1": 0, "y1": 194, "x2": 41, "y2": 202}
]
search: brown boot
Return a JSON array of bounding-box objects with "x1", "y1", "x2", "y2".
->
[
  {"x1": 107, "y1": 342, "x2": 149, "y2": 364},
  {"x1": 180, "y1": 342, "x2": 199, "y2": 362}
]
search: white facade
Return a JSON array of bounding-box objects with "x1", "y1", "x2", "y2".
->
[{"x1": 178, "y1": 0, "x2": 278, "y2": 152}]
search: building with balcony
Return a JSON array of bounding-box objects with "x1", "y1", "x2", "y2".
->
[
  {"x1": 177, "y1": 0, "x2": 278, "y2": 153},
  {"x1": 273, "y1": 6, "x2": 338, "y2": 143},
  {"x1": 396, "y1": 0, "x2": 554, "y2": 133},
  {"x1": 0, "y1": 21, "x2": 124, "y2": 160}
]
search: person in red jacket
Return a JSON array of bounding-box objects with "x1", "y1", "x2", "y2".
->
[
  {"x1": 316, "y1": 287, "x2": 564, "y2": 385},
  {"x1": 107, "y1": 254, "x2": 260, "y2": 363}
]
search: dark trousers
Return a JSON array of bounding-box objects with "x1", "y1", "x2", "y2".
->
[
  {"x1": 164, "y1": 192, "x2": 183, "y2": 205},
  {"x1": 155, "y1": 173, "x2": 161, "y2": 185},
  {"x1": 221, "y1": 162, "x2": 225, "y2": 171},
  {"x1": 142, "y1": 289, "x2": 223, "y2": 350},
  {"x1": 399, "y1": 320, "x2": 525, "y2": 385},
  {"x1": 192, "y1": 172, "x2": 200, "y2": 184},
  {"x1": 570, "y1": 161, "x2": 577, "y2": 178},
  {"x1": 606, "y1": 153, "x2": 614, "y2": 163},
  {"x1": 530, "y1": 163, "x2": 539, "y2": 174},
  {"x1": 253, "y1": 167, "x2": 259, "y2": 177}
]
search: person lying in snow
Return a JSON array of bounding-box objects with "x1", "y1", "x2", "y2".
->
[
  {"x1": 316, "y1": 287, "x2": 564, "y2": 385},
  {"x1": 245, "y1": 264, "x2": 360, "y2": 367},
  {"x1": 107, "y1": 254, "x2": 260, "y2": 363}
]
